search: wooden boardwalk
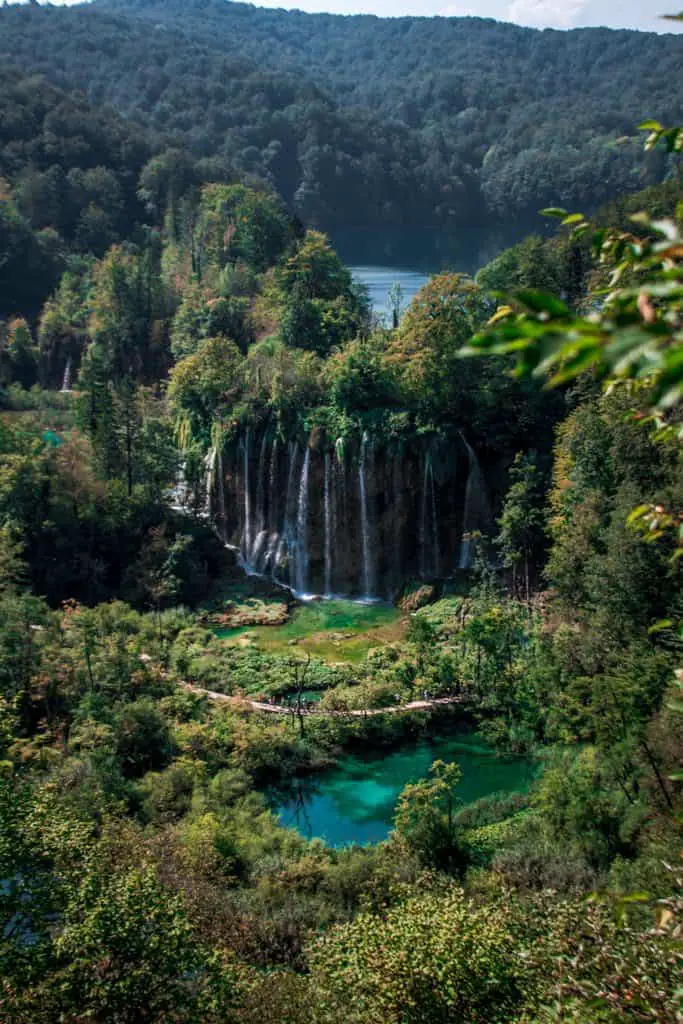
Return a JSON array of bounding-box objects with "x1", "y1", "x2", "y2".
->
[{"x1": 180, "y1": 682, "x2": 465, "y2": 717}]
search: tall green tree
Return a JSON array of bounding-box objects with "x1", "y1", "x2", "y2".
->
[
  {"x1": 497, "y1": 451, "x2": 547, "y2": 603},
  {"x1": 394, "y1": 759, "x2": 468, "y2": 872}
]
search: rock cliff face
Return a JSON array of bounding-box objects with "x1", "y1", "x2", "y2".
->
[{"x1": 210, "y1": 427, "x2": 492, "y2": 599}]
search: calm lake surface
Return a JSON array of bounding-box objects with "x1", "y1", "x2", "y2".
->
[
  {"x1": 340, "y1": 222, "x2": 549, "y2": 324},
  {"x1": 350, "y1": 265, "x2": 429, "y2": 324},
  {"x1": 275, "y1": 729, "x2": 535, "y2": 847}
]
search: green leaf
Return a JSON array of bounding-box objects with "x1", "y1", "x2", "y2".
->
[
  {"x1": 540, "y1": 207, "x2": 569, "y2": 219},
  {"x1": 561, "y1": 213, "x2": 585, "y2": 226},
  {"x1": 626, "y1": 504, "x2": 651, "y2": 524},
  {"x1": 637, "y1": 120, "x2": 663, "y2": 132},
  {"x1": 547, "y1": 348, "x2": 602, "y2": 387},
  {"x1": 649, "y1": 619, "x2": 673, "y2": 634},
  {"x1": 515, "y1": 290, "x2": 570, "y2": 317},
  {"x1": 617, "y1": 892, "x2": 650, "y2": 903},
  {"x1": 487, "y1": 305, "x2": 515, "y2": 326}
]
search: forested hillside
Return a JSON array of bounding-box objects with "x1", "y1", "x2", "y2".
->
[
  {"x1": 1, "y1": 6, "x2": 682, "y2": 1022},
  {"x1": 2, "y1": 127, "x2": 682, "y2": 1021},
  {"x1": 0, "y1": 0, "x2": 681, "y2": 228}
]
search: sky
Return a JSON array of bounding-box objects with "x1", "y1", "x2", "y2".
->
[
  {"x1": 43, "y1": 0, "x2": 683, "y2": 33},
  {"x1": 245, "y1": 1, "x2": 682, "y2": 32}
]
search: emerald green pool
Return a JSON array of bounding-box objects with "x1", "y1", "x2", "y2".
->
[{"x1": 275, "y1": 730, "x2": 535, "y2": 847}]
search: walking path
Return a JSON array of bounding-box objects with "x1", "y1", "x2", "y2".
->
[{"x1": 180, "y1": 682, "x2": 465, "y2": 717}]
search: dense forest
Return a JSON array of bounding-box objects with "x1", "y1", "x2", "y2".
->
[
  {"x1": 0, "y1": 0, "x2": 681, "y2": 228},
  {"x1": 1, "y1": 5, "x2": 682, "y2": 1023}
]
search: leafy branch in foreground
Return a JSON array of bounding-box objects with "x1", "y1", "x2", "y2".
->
[
  {"x1": 463, "y1": 123, "x2": 683, "y2": 557},
  {"x1": 463, "y1": 205, "x2": 683, "y2": 413}
]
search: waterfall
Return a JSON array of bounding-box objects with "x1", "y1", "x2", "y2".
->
[
  {"x1": 251, "y1": 431, "x2": 269, "y2": 569},
  {"x1": 459, "y1": 437, "x2": 489, "y2": 570},
  {"x1": 335, "y1": 438, "x2": 346, "y2": 594},
  {"x1": 295, "y1": 446, "x2": 311, "y2": 594},
  {"x1": 429, "y1": 455, "x2": 440, "y2": 577},
  {"x1": 216, "y1": 446, "x2": 227, "y2": 541},
  {"x1": 331, "y1": 450, "x2": 339, "y2": 593},
  {"x1": 324, "y1": 450, "x2": 332, "y2": 597},
  {"x1": 358, "y1": 431, "x2": 375, "y2": 598},
  {"x1": 203, "y1": 445, "x2": 217, "y2": 519},
  {"x1": 264, "y1": 438, "x2": 279, "y2": 572},
  {"x1": 430, "y1": 454, "x2": 440, "y2": 577},
  {"x1": 169, "y1": 461, "x2": 189, "y2": 513},
  {"x1": 242, "y1": 428, "x2": 252, "y2": 562},
  {"x1": 213, "y1": 424, "x2": 491, "y2": 597},
  {"x1": 275, "y1": 442, "x2": 299, "y2": 581},
  {"x1": 419, "y1": 452, "x2": 429, "y2": 578},
  {"x1": 268, "y1": 438, "x2": 279, "y2": 533},
  {"x1": 256, "y1": 432, "x2": 268, "y2": 534},
  {"x1": 419, "y1": 450, "x2": 440, "y2": 578},
  {"x1": 61, "y1": 357, "x2": 72, "y2": 393}
]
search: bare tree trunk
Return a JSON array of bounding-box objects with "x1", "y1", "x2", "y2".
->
[{"x1": 289, "y1": 654, "x2": 311, "y2": 739}]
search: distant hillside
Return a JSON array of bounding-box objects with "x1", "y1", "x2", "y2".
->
[
  {"x1": 0, "y1": 65, "x2": 155, "y2": 249},
  {"x1": 0, "y1": 65, "x2": 161, "y2": 315},
  {"x1": 1, "y1": 0, "x2": 681, "y2": 229}
]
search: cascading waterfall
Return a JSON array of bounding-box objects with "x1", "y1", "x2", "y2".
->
[
  {"x1": 169, "y1": 461, "x2": 190, "y2": 514},
  {"x1": 61, "y1": 357, "x2": 72, "y2": 393},
  {"x1": 419, "y1": 450, "x2": 440, "y2": 578},
  {"x1": 204, "y1": 445, "x2": 217, "y2": 519},
  {"x1": 324, "y1": 450, "x2": 332, "y2": 597},
  {"x1": 249, "y1": 431, "x2": 269, "y2": 569},
  {"x1": 268, "y1": 438, "x2": 279, "y2": 533},
  {"x1": 330, "y1": 450, "x2": 338, "y2": 594},
  {"x1": 256, "y1": 432, "x2": 268, "y2": 532},
  {"x1": 208, "y1": 426, "x2": 492, "y2": 598},
  {"x1": 428, "y1": 453, "x2": 440, "y2": 577},
  {"x1": 240, "y1": 428, "x2": 250, "y2": 565},
  {"x1": 295, "y1": 446, "x2": 311, "y2": 594},
  {"x1": 419, "y1": 452, "x2": 429, "y2": 578},
  {"x1": 459, "y1": 437, "x2": 489, "y2": 570},
  {"x1": 358, "y1": 431, "x2": 375, "y2": 598},
  {"x1": 264, "y1": 437, "x2": 279, "y2": 572},
  {"x1": 335, "y1": 439, "x2": 346, "y2": 594},
  {"x1": 275, "y1": 442, "x2": 299, "y2": 582},
  {"x1": 216, "y1": 447, "x2": 227, "y2": 541}
]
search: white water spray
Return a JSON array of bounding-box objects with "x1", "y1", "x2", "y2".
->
[
  {"x1": 295, "y1": 446, "x2": 311, "y2": 594},
  {"x1": 61, "y1": 356, "x2": 72, "y2": 393},
  {"x1": 203, "y1": 446, "x2": 217, "y2": 519},
  {"x1": 459, "y1": 437, "x2": 489, "y2": 570},
  {"x1": 242, "y1": 427, "x2": 252, "y2": 561},
  {"x1": 324, "y1": 450, "x2": 332, "y2": 596},
  {"x1": 359, "y1": 432, "x2": 375, "y2": 598}
]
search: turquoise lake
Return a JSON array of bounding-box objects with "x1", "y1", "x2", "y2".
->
[{"x1": 275, "y1": 730, "x2": 535, "y2": 847}]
